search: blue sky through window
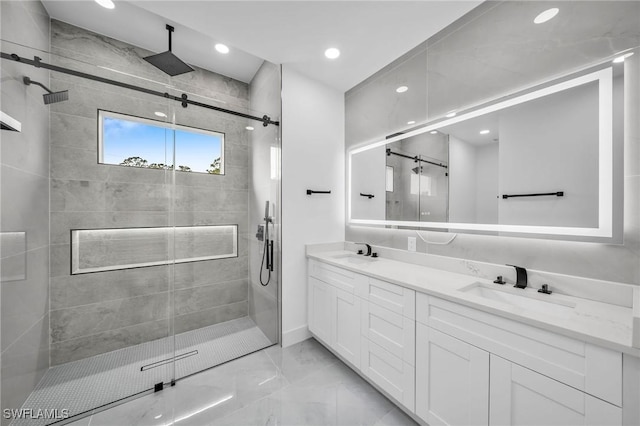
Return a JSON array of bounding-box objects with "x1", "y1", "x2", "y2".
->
[{"x1": 102, "y1": 116, "x2": 223, "y2": 173}]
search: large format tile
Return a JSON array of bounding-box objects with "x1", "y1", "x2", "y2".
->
[
  {"x1": 174, "y1": 301, "x2": 248, "y2": 334},
  {"x1": 174, "y1": 280, "x2": 248, "y2": 316},
  {"x1": 265, "y1": 338, "x2": 339, "y2": 384},
  {"x1": 50, "y1": 319, "x2": 170, "y2": 366},
  {"x1": 50, "y1": 292, "x2": 170, "y2": 343}
]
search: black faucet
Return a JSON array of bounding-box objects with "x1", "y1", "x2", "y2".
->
[
  {"x1": 507, "y1": 264, "x2": 528, "y2": 289},
  {"x1": 355, "y1": 242, "x2": 372, "y2": 256}
]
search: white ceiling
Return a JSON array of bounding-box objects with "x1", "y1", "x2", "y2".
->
[{"x1": 42, "y1": 0, "x2": 481, "y2": 92}]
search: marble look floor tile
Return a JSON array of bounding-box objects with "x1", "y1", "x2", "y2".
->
[
  {"x1": 264, "y1": 337, "x2": 339, "y2": 384},
  {"x1": 63, "y1": 339, "x2": 411, "y2": 426},
  {"x1": 373, "y1": 407, "x2": 418, "y2": 426}
]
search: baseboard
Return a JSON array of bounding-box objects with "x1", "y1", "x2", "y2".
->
[{"x1": 281, "y1": 325, "x2": 311, "y2": 347}]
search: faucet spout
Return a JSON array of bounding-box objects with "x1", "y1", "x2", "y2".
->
[
  {"x1": 355, "y1": 242, "x2": 373, "y2": 256},
  {"x1": 507, "y1": 264, "x2": 528, "y2": 289}
]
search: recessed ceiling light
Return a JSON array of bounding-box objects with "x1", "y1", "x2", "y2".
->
[
  {"x1": 479, "y1": 129, "x2": 490, "y2": 135},
  {"x1": 445, "y1": 111, "x2": 457, "y2": 118},
  {"x1": 613, "y1": 52, "x2": 634, "y2": 63},
  {"x1": 95, "y1": 0, "x2": 115, "y2": 9},
  {"x1": 246, "y1": 126, "x2": 254, "y2": 131},
  {"x1": 534, "y1": 8, "x2": 559, "y2": 24},
  {"x1": 324, "y1": 48, "x2": 340, "y2": 59},
  {"x1": 396, "y1": 86, "x2": 408, "y2": 93},
  {"x1": 407, "y1": 120, "x2": 416, "y2": 125},
  {"x1": 430, "y1": 130, "x2": 438, "y2": 134},
  {"x1": 154, "y1": 111, "x2": 167, "y2": 118},
  {"x1": 215, "y1": 44, "x2": 230, "y2": 54}
]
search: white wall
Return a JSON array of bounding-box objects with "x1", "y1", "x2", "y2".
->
[
  {"x1": 475, "y1": 143, "x2": 499, "y2": 224},
  {"x1": 281, "y1": 66, "x2": 345, "y2": 346}
]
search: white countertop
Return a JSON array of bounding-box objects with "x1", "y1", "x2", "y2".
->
[{"x1": 307, "y1": 248, "x2": 640, "y2": 357}]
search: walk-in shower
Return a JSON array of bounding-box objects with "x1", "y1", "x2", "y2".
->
[{"x1": 1, "y1": 12, "x2": 280, "y2": 426}]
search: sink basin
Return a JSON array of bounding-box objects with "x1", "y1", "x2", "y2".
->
[
  {"x1": 330, "y1": 253, "x2": 377, "y2": 264},
  {"x1": 459, "y1": 282, "x2": 576, "y2": 316}
]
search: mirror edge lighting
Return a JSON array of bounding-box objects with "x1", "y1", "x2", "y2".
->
[{"x1": 347, "y1": 66, "x2": 617, "y2": 243}]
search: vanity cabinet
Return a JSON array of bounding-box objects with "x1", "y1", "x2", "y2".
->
[
  {"x1": 415, "y1": 292, "x2": 623, "y2": 426},
  {"x1": 489, "y1": 355, "x2": 621, "y2": 426},
  {"x1": 308, "y1": 257, "x2": 627, "y2": 426},
  {"x1": 308, "y1": 259, "x2": 416, "y2": 410},
  {"x1": 415, "y1": 323, "x2": 489, "y2": 425}
]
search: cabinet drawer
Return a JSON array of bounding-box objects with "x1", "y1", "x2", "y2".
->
[
  {"x1": 361, "y1": 337, "x2": 415, "y2": 411},
  {"x1": 362, "y1": 302, "x2": 415, "y2": 366},
  {"x1": 417, "y1": 293, "x2": 622, "y2": 407},
  {"x1": 308, "y1": 259, "x2": 366, "y2": 294},
  {"x1": 358, "y1": 277, "x2": 415, "y2": 319}
]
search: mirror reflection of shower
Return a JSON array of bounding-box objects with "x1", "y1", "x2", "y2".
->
[{"x1": 257, "y1": 200, "x2": 274, "y2": 286}]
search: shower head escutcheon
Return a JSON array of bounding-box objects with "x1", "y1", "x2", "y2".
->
[
  {"x1": 23, "y1": 76, "x2": 69, "y2": 105},
  {"x1": 144, "y1": 24, "x2": 194, "y2": 77}
]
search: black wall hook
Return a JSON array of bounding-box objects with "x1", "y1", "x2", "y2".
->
[
  {"x1": 306, "y1": 190, "x2": 331, "y2": 195},
  {"x1": 360, "y1": 193, "x2": 375, "y2": 199}
]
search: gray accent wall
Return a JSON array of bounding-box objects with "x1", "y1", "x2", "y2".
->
[
  {"x1": 345, "y1": 1, "x2": 640, "y2": 285},
  {"x1": 0, "y1": 1, "x2": 51, "y2": 421},
  {"x1": 48, "y1": 20, "x2": 253, "y2": 365}
]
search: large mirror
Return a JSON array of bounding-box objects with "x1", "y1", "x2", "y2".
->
[{"x1": 348, "y1": 66, "x2": 619, "y2": 241}]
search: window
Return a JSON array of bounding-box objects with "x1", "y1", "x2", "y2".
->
[{"x1": 98, "y1": 110, "x2": 225, "y2": 174}]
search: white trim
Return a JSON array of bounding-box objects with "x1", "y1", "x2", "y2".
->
[
  {"x1": 282, "y1": 325, "x2": 312, "y2": 347},
  {"x1": 348, "y1": 67, "x2": 615, "y2": 239}
]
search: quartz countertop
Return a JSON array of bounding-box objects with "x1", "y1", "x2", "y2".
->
[{"x1": 307, "y1": 248, "x2": 640, "y2": 357}]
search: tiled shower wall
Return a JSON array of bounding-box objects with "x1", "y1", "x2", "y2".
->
[
  {"x1": 248, "y1": 61, "x2": 281, "y2": 344},
  {"x1": 345, "y1": 1, "x2": 640, "y2": 286},
  {"x1": 0, "y1": 1, "x2": 51, "y2": 420},
  {"x1": 48, "y1": 20, "x2": 252, "y2": 365}
]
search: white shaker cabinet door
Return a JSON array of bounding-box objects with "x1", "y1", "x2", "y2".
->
[
  {"x1": 308, "y1": 276, "x2": 333, "y2": 344},
  {"x1": 416, "y1": 324, "x2": 489, "y2": 426},
  {"x1": 489, "y1": 355, "x2": 622, "y2": 426},
  {"x1": 332, "y1": 287, "x2": 361, "y2": 368}
]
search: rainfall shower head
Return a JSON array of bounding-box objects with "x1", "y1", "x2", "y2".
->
[
  {"x1": 144, "y1": 25, "x2": 194, "y2": 77},
  {"x1": 23, "y1": 76, "x2": 69, "y2": 105}
]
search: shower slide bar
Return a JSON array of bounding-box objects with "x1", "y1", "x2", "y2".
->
[
  {"x1": 385, "y1": 148, "x2": 448, "y2": 169},
  {"x1": 1, "y1": 52, "x2": 280, "y2": 127},
  {"x1": 502, "y1": 191, "x2": 564, "y2": 199}
]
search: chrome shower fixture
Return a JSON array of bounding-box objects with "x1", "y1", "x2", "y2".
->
[
  {"x1": 144, "y1": 24, "x2": 194, "y2": 77},
  {"x1": 23, "y1": 76, "x2": 69, "y2": 105}
]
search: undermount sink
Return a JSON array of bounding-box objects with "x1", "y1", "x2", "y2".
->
[
  {"x1": 330, "y1": 253, "x2": 377, "y2": 264},
  {"x1": 459, "y1": 282, "x2": 576, "y2": 316}
]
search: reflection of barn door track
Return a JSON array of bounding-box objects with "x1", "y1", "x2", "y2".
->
[{"x1": 140, "y1": 350, "x2": 199, "y2": 371}]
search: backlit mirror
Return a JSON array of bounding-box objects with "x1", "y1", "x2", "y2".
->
[{"x1": 348, "y1": 66, "x2": 618, "y2": 241}]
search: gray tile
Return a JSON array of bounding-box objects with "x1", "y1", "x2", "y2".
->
[
  {"x1": 0, "y1": 316, "x2": 49, "y2": 421},
  {"x1": 50, "y1": 146, "x2": 107, "y2": 181},
  {"x1": 173, "y1": 210, "x2": 249, "y2": 234},
  {"x1": 50, "y1": 243, "x2": 71, "y2": 277},
  {"x1": 174, "y1": 301, "x2": 247, "y2": 334},
  {"x1": 174, "y1": 186, "x2": 248, "y2": 212},
  {"x1": 173, "y1": 256, "x2": 248, "y2": 290},
  {"x1": 50, "y1": 319, "x2": 170, "y2": 366},
  {"x1": 174, "y1": 279, "x2": 248, "y2": 316},
  {"x1": 1, "y1": 246, "x2": 49, "y2": 351},
  {"x1": 0, "y1": 1, "x2": 49, "y2": 52},
  {"x1": 1, "y1": 166, "x2": 49, "y2": 251},
  {"x1": 50, "y1": 292, "x2": 170, "y2": 343},
  {"x1": 104, "y1": 182, "x2": 171, "y2": 212},
  {"x1": 50, "y1": 179, "x2": 106, "y2": 212},
  {"x1": 265, "y1": 338, "x2": 339, "y2": 384},
  {"x1": 51, "y1": 266, "x2": 170, "y2": 310},
  {"x1": 50, "y1": 112, "x2": 98, "y2": 150}
]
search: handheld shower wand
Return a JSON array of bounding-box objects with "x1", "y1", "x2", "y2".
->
[{"x1": 260, "y1": 201, "x2": 273, "y2": 286}]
